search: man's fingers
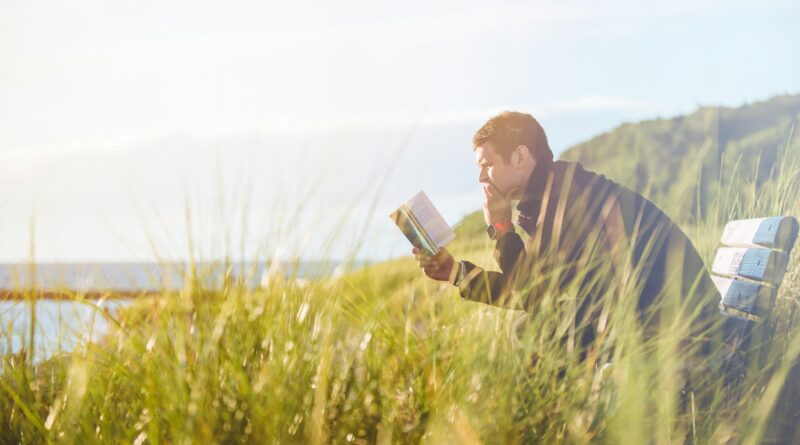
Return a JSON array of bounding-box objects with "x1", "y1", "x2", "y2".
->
[
  {"x1": 418, "y1": 258, "x2": 438, "y2": 268},
  {"x1": 485, "y1": 182, "x2": 501, "y2": 197},
  {"x1": 422, "y1": 264, "x2": 435, "y2": 271},
  {"x1": 483, "y1": 184, "x2": 494, "y2": 200},
  {"x1": 415, "y1": 247, "x2": 450, "y2": 279},
  {"x1": 414, "y1": 252, "x2": 431, "y2": 262}
]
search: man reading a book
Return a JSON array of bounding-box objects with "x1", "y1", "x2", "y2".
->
[{"x1": 413, "y1": 111, "x2": 721, "y2": 372}]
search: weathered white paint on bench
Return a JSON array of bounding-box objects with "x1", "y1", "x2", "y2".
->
[{"x1": 713, "y1": 216, "x2": 798, "y2": 322}]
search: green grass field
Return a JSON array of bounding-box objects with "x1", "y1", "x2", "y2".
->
[{"x1": 2, "y1": 151, "x2": 800, "y2": 444}]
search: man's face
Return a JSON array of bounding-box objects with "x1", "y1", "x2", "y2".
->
[{"x1": 475, "y1": 143, "x2": 525, "y2": 199}]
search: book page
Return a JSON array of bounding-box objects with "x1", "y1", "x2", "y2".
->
[
  {"x1": 390, "y1": 205, "x2": 438, "y2": 256},
  {"x1": 407, "y1": 191, "x2": 456, "y2": 249}
]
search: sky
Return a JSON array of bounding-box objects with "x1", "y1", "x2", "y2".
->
[{"x1": 0, "y1": 0, "x2": 798, "y2": 262}]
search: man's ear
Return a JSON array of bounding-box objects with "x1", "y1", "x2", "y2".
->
[{"x1": 515, "y1": 145, "x2": 529, "y2": 167}]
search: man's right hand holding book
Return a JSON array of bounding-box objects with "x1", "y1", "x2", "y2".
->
[{"x1": 412, "y1": 247, "x2": 460, "y2": 285}]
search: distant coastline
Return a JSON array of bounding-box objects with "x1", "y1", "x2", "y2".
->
[{"x1": 0, "y1": 260, "x2": 366, "y2": 299}]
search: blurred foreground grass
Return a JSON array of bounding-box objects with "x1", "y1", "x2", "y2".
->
[{"x1": 2, "y1": 153, "x2": 800, "y2": 444}]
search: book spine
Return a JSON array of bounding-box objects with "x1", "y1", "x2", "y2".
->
[{"x1": 404, "y1": 206, "x2": 438, "y2": 256}]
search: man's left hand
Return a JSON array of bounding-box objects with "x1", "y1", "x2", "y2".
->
[{"x1": 483, "y1": 183, "x2": 516, "y2": 225}]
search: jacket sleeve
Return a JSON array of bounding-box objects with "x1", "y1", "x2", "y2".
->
[{"x1": 457, "y1": 231, "x2": 528, "y2": 311}]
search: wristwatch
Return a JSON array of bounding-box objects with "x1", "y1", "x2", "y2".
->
[{"x1": 487, "y1": 221, "x2": 514, "y2": 240}]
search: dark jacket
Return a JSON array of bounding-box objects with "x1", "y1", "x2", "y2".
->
[{"x1": 458, "y1": 159, "x2": 720, "y2": 356}]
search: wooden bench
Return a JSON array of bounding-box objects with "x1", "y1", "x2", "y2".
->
[
  {"x1": 712, "y1": 216, "x2": 798, "y2": 321},
  {"x1": 710, "y1": 216, "x2": 799, "y2": 386}
]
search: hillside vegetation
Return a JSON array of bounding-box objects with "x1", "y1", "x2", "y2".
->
[{"x1": 561, "y1": 94, "x2": 800, "y2": 221}]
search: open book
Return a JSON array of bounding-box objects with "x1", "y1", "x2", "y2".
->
[{"x1": 390, "y1": 191, "x2": 456, "y2": 256}]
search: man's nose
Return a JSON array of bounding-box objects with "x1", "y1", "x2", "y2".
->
[{"x1": 478, "y1": 168, "x2": 489, "y2": 183}]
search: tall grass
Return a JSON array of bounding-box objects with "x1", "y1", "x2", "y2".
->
[{"x1": 1, "y1": 150, "x2": 800, "y2": 444}]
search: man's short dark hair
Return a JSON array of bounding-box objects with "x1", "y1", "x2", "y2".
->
[{"x1": 473, "y1": 111, "x2": 553, "y2": 164}]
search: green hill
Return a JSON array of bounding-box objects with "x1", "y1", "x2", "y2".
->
[{"x1": 560, "y1": 94, "x2": 800, "y2": 221}]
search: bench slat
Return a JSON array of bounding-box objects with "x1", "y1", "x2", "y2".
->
[
  {"x1": 721, "y1": 216, "x2": 799, "y2": 251},
  {"x1": 711, "y1": 247, "x2": 789, "y2": 285},
  {"x1": 712, "y1": 275, "x2": 776, "y2": 319}
]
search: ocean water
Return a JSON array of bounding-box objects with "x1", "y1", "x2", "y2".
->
[
  {"x1": 0, "y1": 261, "x2": 350, "y2": 361},
  {"x1": 0, "y1": 261, "x2": 344, "y2": 291},
  {"x1": 0, "y1": 299, "x2": 131, "y2": 361}
]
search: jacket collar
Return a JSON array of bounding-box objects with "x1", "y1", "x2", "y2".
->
[{"x1": 517, "y1": 157, "x2": 554, "y2": 218}]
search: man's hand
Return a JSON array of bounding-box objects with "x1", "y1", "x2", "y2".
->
[
  {"x1": 413, "y1": 247, "x2": 457, "y2": 283},
  {"x1": 483, "y1": 183, "x2": 516, "y2": 225}
]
